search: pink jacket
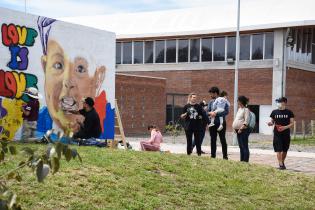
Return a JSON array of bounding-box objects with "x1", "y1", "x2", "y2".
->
[{"x1": 149, "y1": 129, "x2": 163, "y2": 147}]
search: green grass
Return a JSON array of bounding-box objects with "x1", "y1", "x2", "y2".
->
[
  {"x1": 1, "y1": 143, "x2": 315, "y2": 210},
  {"x1": 291, "y1": 137, "x2": 315, "y2": 146}
]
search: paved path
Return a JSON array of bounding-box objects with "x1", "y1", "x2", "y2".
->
[{"x1": 129, "y1": 141, "x2": 315, "y2": 176}]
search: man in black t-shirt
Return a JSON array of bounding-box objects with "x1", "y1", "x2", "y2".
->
[
  {"x1": 181, "y1": 93, "x2": 204, "y2": 156},
  {"x1": 268, "y1": 97, "x2": 294, "y2": 170},
  {"x1": 71, "y1": 97, "x2": 102, "y2": 139}
]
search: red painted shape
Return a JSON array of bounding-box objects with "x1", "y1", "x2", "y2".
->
[
  {"x1": 94, "y1": 91, "x2": 107, "y2": 133},
  {"x1": 1, "y1": 24, "x2": 11, "y2": 46}
]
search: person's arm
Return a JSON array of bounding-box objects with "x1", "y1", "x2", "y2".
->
[
  {"x1": 268, "y1": 111, "x2": 275, "y2": 126},
  {"x1": 148, "y1": 130, "x2": 157, "y2": 143},
  {"x1": 180, "y1": 105, "x2": 188, "y2": 119},
  {"x1": 22, "y1": 105, "x2": 31, "y2": 116}
]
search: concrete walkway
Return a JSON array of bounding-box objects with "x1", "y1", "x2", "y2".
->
[{"x1": 129, "y1": 141, "x2": 315, "y2": 176}]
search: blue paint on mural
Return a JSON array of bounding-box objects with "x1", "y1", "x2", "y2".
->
[{"x1": 100, "y1": 103, "x2": 115, "y2": 139}]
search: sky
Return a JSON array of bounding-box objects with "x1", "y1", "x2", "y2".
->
[{"x1": 0, "y1": 0, "x2": 218, "y2": 17}]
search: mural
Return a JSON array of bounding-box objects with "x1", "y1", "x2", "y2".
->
[{"x1": 0, "y1": 8, "x2": 115, "y2": 140}]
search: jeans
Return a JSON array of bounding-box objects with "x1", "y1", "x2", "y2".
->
[
  {"x1": 21, "y1": 120, "x2": 37, "y2": 142},
  {"x1": 185, "y1": 130, "x2": 202, "y2": 156},
  {"x1": 209, "y1": 121, "x2": 228, "y2": 159},
  {"x1": 236, "y1": 128, "x2": 250, "y2": 162},
  {"x1": 192, "y1": 129, "x2": 206, "y2": 150}
]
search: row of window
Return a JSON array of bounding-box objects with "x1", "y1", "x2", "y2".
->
[
  {"x1": 287, "y1": 27, "x2": 315, "y2": 64},
  {"x1": 116, "y1": 33, "x2": 274, "y2": 64}
]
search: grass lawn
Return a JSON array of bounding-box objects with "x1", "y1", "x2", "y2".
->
[
  {"x1": 1, "y1": 143, "x2": 315, "y2": 210},
  {"x1": 291, "y1": 137, "x2": 315, "y2": 146}
]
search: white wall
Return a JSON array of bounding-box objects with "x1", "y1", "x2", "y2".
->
[{"x1": 259, "y1": 105, "x2": 273, "y2": 135}]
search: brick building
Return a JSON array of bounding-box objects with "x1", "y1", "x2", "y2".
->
[{"x1": 64, "y1": 4, "x2": 315, "y2": 135}]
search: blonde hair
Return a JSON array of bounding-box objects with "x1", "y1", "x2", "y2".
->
[{"x1": 187, "y1": 92, "x2": 196, "y2": 104}]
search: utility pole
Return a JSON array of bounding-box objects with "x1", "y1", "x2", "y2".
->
[{"x1": 232, "y1": 0, "x2": 241, "y2": 146}]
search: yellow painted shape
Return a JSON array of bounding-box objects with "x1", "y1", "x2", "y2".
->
[
  {"x1": 17, "y1": 26, "x2": 27, "y2": 45},
  {"x1": 0, "y1": 98, "x2": 24, "y2": 140},
  {"x1": 12, "y1": 72, "x2": 26, "y2": 99}
]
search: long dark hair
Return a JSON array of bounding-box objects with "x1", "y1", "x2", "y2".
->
[{"x1": 238, "y1": 96, "x2": 249, "y2": 107}]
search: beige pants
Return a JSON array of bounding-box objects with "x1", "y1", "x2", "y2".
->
[{"x1": 21, "y1": 120, "x2": 37, "y2": 142}]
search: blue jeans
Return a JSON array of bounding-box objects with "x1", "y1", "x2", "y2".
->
[{"x1": 236, "y1": 128, "x2": 250, "y2": 162}]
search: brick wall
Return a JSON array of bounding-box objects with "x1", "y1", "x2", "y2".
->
[
  {"x1": 285, "y1": 68, "x2": 315, "y2": 132},
  {"x1": 123, "y1": 68, "x2": 273, "y2": 130},
  {"x1": 115, "y1": 73, "x2": 166, "y2": 135}
]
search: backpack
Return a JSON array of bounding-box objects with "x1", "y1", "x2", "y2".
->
[{"x1": 247, "y1": 109, "x2": 256, "y2": 131}]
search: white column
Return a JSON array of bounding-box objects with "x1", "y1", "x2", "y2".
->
[{"x1": 272, "y1": 29, "x2": 286, "y2": 108}]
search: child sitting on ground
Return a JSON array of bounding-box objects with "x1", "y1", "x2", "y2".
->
[{"x1": 209, "y1": 91, "x2": 230, "y2": 131}]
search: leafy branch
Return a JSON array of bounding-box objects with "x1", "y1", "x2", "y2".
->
[{"x1": 0, "y1": 135, "x2": 82, "y2": 209}]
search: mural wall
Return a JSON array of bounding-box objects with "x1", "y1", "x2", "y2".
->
[{"x1": 0, "y1": 8, "x2": 115, "y2": 140}]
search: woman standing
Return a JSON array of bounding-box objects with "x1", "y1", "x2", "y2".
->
[
  {"x1": 140, "y1": 125, "x2": 163, "y2": 151},
  {"x1": 181, "y1": 93, "x2": 204, "y2": 156},
  {"x1": 232, "y1": 96, "x2": 251, "y2": 162}
]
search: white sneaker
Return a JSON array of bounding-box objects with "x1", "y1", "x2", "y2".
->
[
  {"x1": 208, "y1": 123, "x2": 215, "y2": 127},
  {"x1": 217, "y1": 125, "x2": 223, "y2": 131}
]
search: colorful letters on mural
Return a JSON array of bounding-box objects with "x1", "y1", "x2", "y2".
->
[{"x1": 1, "y1": 23, "x2": 38, "y2": 101}]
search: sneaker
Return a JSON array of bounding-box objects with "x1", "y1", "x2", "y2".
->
[
  {"x1": 201, "y1": 150, "x2": 206, "y2": 154},
  {"x1": 278, "y1": 164, "x2": 286, "y2": 170},
  {"x1": 208, "y1": 123, "x2": 215, "y2": 127},
  {"x1": 217, "y1": 125, "x2": 223, "y2": 131}
]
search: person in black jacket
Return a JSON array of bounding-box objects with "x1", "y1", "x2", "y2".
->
[
  {"x1": 192, "y1": 101, "x2": 210, "y2": 154},
  {"x1": 71, "y1": 97, "x2": 102, "y2": 139},
  {"x1": 181, "y1": 93, "x2": 204, "y2": 156}
]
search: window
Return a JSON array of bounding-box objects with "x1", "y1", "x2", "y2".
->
[
  {"x1": 307, "y1": 28, "x2": 312, "y2": 54},
  {"x1": 201, "y1": 38, "x2": 212, "y2": 62},
  {"x1": 178, "y1": 39, "x2": 189, "y2": 62},
  {"x1": 302, "y1": 28, "x2": 307, "y2": 54},
  {"x1": 227, "y1": 36, "x2": 236, "y2": 60},
  {"x1": 265, "y1": 33, "x2": 274, "y2": 59},
  {"x1": 166, "y1": 40, "x2": 176, "y2": 63},
  {"x1": 296, "y1": 29, "x2": 301, "y2": 53},
  {"x1": 190, "y1": 39, "x2": 200, "y2": 62},
  {"x1": 133, "y1": 41, "x2": 143, "y2": 64},
  {"x1": 213, "y1": 37, "x2": 225, "y2": 61},
  {"x1": 252, "y1": 34, "x2": 263, "y2": 60},
  {"x1": 144, "y1": 41, "x2": 153, "y2": 63},
  {"x1": 155, "y1": 40, "x2": 165, "y2": 63},
  {"x1": 240, "y1": 35, "x2": 250, "y2": 60},
  {"x1": 116, "y1": 42, "x2": 121, "y2": 64},
  {"x1": 122, "y1": 42, "x2": 132, "y2": 64}
]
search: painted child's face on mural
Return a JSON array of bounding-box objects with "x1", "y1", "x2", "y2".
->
[{"x1": 41, "y1": 40, "x2": 106, "y2": 131}]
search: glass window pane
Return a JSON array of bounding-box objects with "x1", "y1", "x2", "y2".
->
[
  {"x1": 302, "y1": 28, "x2": 307, "y2": 54},
  {"x1": 144, "y1": 41, "x2": 153, "y2": 63},
  {"x1": 178, "y1": 39, "x2": 189, "y2": 62},
  {"x1": 166, "y1": 40, "x2": 176, "y2": 63},
  {"x1": 213, "y1": 37, "x2": 225, "y2": 61},
  {"x1": 122, "y1": 42, "x2": 132, "y2": 64},
  {"x1": 240, "y1": 35, "x2": 250, "y2": 60},
  {"x1": 265, "y1": 33, "x2": 274, "y2": 59},
  {"x1": 307, "y1": 28, "x2": 312, "y2": 54},
  {"x1": 296, "y1": 29, "x2": 301, "y2": 53},
  {"x1": 190, "y1": 39, "x2": 200, "y2": 62},
  {"x1": 133, "y1": 41, "x2": 143, "y2": 64},
  {"x1": 116, "y1": 42, "x2": 121, "y2": 64},
  {"x1": 252, "y1": 34, "x2": 263, "y2": 60},
  {"x1": 227, "y1": 36, "x2": 236, "y2": 60},
  {"x1": 155, "y1": 40, "x2": 165, "y2": 63},
  {"x1": 202, "y1": 38, "x2": 212, "y2": 61}
]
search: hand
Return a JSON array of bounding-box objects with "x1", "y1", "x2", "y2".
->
[
  {"x1": 237, "y1": 129, "x2": 242, "y2": 134},
  {"x1": 180, "y1": 113, "x2": 187, "y2": 119},
  {"x1": 209, "y1": 112, "x2": 216, "y2": 117},
  {"x1": 277, "y1": 126, "x2": 286, "y2": 132},
  {"x1": 267, "y1": 122, "x2": 274, "y2": 126}
]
